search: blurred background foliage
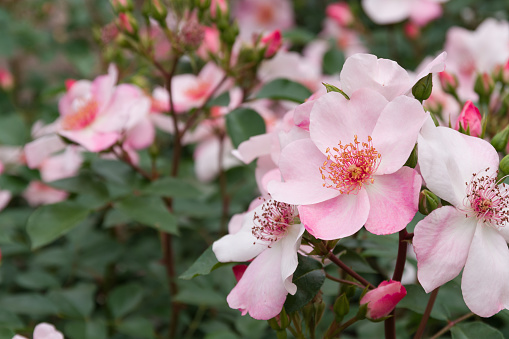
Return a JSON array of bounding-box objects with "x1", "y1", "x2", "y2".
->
[{"x1": 0, "y1": 0, "x2": 509, "y2": 338}]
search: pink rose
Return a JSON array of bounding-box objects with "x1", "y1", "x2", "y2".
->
[
  {"x1": 455, "y1": 101, "x2": 482, "y2": 137},
  {"x1": 360, "y1": 280, "x2": 407, "y2": 320}
]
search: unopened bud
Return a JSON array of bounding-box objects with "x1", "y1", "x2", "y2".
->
[
  {"x1": 0, "y1": 68, "x2": 14, "y2": 91},
  {"x1": 181, "y1": 18, "x2": 205, "y2": 49},
  {"x1": 474, "y1": 72, "x2": 494, "y2": 105},
  {"x1": 455, "y1": 101, "x2": 482, "y2": 137},
  {"x1": 326, "y1": 2, "x2": 353, "y2": 27},
  {"x1": 404, "y1": 22, "x2": 420, "y2": 40},
  {"x1": 314, "y1": 301, "x2": 326, "y2": 326},
  {"x1": 260, "y1": 30, "x2": 282, "y2": 58},
  {"x1": 209, "y1": 0, "x2": 228, "y2": 18},
  {"x1": 118, "y1": 13, "x2": 138, "y2": 36},
  {"x1": 419, "y1": 189, "x2": 441, "y2": 215},
  {"x1": 491, "y1": 125, "x2": 509, "y2": 152},
  {"x1": 500, "y1": 154, "x2": 509, "y2": 175},
  {"x1": 412, "y1": 73, "x2": 433, "y2": 102},
  {"x1": 438, "y1": 71, "x2": 458, "y2": 93},
  {"x1": 110, "y1": 0, "x2": 133, "y2": 12},
  {"x1": 150, "y1": 0, "x2": 168, "y2": 23},
  {"x1": 333, "y1": 293, "x2": 350, "y2": 321}
]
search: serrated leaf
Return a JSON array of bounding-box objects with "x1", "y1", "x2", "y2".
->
[
  {"x1": 226, "y1": 108, "x2": 266, "y2": 148},
  {"x1": 107, "y1": 283, "x2": 144, "y2": 319},
  {"x1": 284, "y1": 254, "x2": 325, "y2": 313},
  {"x1": 179, "y1": 246, "x2": 230, "y2": 280},
  {"x1": 114, "y1": 195, "x2": 178, "y2": 234},
  {"x1": 255, "y1": 79, "x2": 312, "y2": 103},
  {"x1": 27, "y1": 201, "x2": 91, "y2": 249},
  {"x1": 451, "y1": 322, "x2": 504, "y2": 339}
]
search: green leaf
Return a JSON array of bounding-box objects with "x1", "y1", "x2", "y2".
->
[
  {"x1": 226, "y1": 108, "x2": 266, "y2": 148},
  {"x1": 0, "y1": 294, "x2": 57, "y2": 316},
  {"x1": 284, "y1": 254, "x2": 325, "y2": 313},
  {"x1": 107, "y1": 283, "x2": 144, "y2": 319},
  {"x1": 0, "y1": 114, "x2": 28, "y2": 145},
  {"x1": 206, "y1": 91, "x2": 230, "y2": 108},
  {"x1": 0, "y1": 328, "x2": 15, "y2": 339},
  {"x1": 142, "y1": 177, "x2": 206, "y2": 199},
  {"x1": 255, "y1": 78, "x2": 312, "y2": 103},
  {"x1": 175, "y1": 280, "x2": 226, "y2": 306},
  {"x1": 27, "y1": 201, "x2": 91, "y2": 249},
  {"x1": 451, "y1": 322, "x2": 504, "y2": 339},
  {"x1": 47, "y1": 284, "x2": 97, "y2": 319},
  {"x1": 117, "y1": 317, "x2": 156, "y2": 339},
  {"x1": 49, "y1": 173, "x2": 110, "y2": 207},
  {"x1": 337, "y1": 248, "x2": 377, "y2": 274},
  {"x1": 179, "y1": 246, "x2": 230, "y2": 280},
  {"x1": 322, "y1": 47, "x2": 345, "y2": 75},
  {"x1": 0, "y1": 309, "x2": 23, "y2": 329},
  {"x1": 397, "y1": 284, "x2": 449, "y2": 320},
  {"x1": 64, "y1": 319, "x2": 108, "y2": 339},
  {"x1": 15, "y1": 269, "x2": 60, "y2": 290},
  {"x1": 282, "y1": 28, "x2": 315, "y2": 45},
  {"x1": 114, "y1": 195, "x2": 178, "y2": 234}
]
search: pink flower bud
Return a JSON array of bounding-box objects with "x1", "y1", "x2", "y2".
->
[
  {"x1": 404, "y1": 22, "x2": 420, "y2": 40},
  {"x1": 455, "y1": 101, "x2": 482, "y2": 137},
  {"x1": 360, "y1": 280, "x2": 407, "y2": 320},
  {"x1": 261, "y1": 30, "x2": 282, "y2": 58},
  {"x1": 326, "y1": 2, "x2": 353, "y2": 27},
  {"x1": 0, "y1": 68, "x2": 14, "y2": 91},
  {"x1": 118, "y1": 13, "x2": 136, "y2": 35},
  {"x1": 210, "y1": 0, "x2": 228, "y2": 18},
  {"x1": 197, "y1": 26, "x2": 220, "y2": 60},
  {"x1": 438, "y1": 71, "x2": 458, "y2": 92},
  {"x1": 503, "y1": 59, "x2": 509, "y2": 83},
  {"x1": 232, "y1": 264, "x2": 248, "y2": 282},
  {"x1": 65, "y1": 79, "x2": 76, "y2": 91}
]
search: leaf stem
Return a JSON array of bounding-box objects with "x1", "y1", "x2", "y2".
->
[
  {"x1": 429, "y1": 312, "x2": 475, "y2": 339},
  {"x1": 413, "y1": 287, "x2": 440, "y2": 339}
]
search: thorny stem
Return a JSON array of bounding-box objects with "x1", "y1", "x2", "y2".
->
[
  {"x1": 385, "y1": 228, "x2": 410, "y2": 339},
  {"x1": 414, "y1": 288, "x2": 440, "y2": 339},
  {"x1": 429, "y1": 312, "x2": 475, "y2": 339},
  {"x1": 325, "y1": 272, "x2": 365, "y2": 289}
]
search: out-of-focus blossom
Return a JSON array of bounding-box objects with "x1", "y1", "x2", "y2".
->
[
  {"x1": 362, "y1": 0, "x2": 446, "y2": 26},
  {"x1": 12, "y1": 322, "x2": 64, "y2": 339},
  {"x1": 233, "y1": 0, "x2": 294, "y2": 40},
  {"x1": 326, "y1": 2, "x2": 354, "y2": 27},
  {"x1": 269, "y1": 88, "x2": 426, "y2": 240},
  {"x1": 197, "y1": 26, "x2": 221, "y2": 60},
  {"x1": 213, "y1": 197, "x2": 305, "y2": 320},
  {"x1": 23, "y1": 181, "x2": 68, "y2": 207},
  {"x1": 455, "y1": 101, "x2": 482, "y2": 137},
  {"x1": 415, "y1": 119, "x2": 509, "y2": 317},
  {"x1": 0, "y1": 68, "x2": 14, "y2": 91},
  {"x1": 360, "y1": 280, "x2": 407, "y2": 320},
  {"x1": 404, "y1": 22, "x2": 420, "y2": 40},
  {"x1": 445, "y1": 18, "x2": 509, "y2": 100},
  {"x1": 209, "y1": 0, "x2": 228, "y2": 18},
  {"x1": 438, "y1": 71, "x2": 458, "y2": 93}
]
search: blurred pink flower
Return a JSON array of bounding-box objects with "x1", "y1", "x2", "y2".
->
[
  {"x1": 326, "y1": 2, "x2": 353, "y2": 27},
  {"x1": 360, "y1": 280, "x2": 407, "y2": 320},
  {"x1": 362, "y1": 0, "x2": 446, "y2": 26},
  {"x1": 0, "y1": 68, "x2": 14, "y2": 91},
  {"x1": 23, "y1": 181, "x2": 68, "y2": 207},
  {"x1": 196, "y1": 26, "x2": 221, "y2": 60},
  {"x1": 13, "y1": 322, "x2": 64, "y2": 339},
  {"x1": 260, "y1": 30, "x2": 282, "y2": 58}
]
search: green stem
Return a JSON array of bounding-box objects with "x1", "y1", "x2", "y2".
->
[{"x1": 429, "y1": 313, "x2": 475, "y2": 339}]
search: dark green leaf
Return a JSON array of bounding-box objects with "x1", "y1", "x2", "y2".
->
[
  {"x1": 142, "y1": 177, "x2": 207, "y2": 199},
  {"x1": 114, "y1": 195, "x2": 178, "y2": 234},
  {"x1": 117, "y1": 317, "x2": 156, "y2": 339},
  {"x1": 397, "y1": 284, "x2": 449, "y2": 320},
  {"x1": 323, "y1": 47, "x2": 345, "y2": 75},
  {"x1": 47, "y1": 284, "x2": 96, "y2": 319},
  {"x1": 0, "y1": 114, "x2": 28, "y2": 145},
  {"x1": 206, "y1": 91, "x2": 230, "y2": 108},
  {"x1": 0, "y1": 328, "x2": 15, "y2": 339},
  {"x1": 64, "y1": 319, "x2": 108, "y2": 339},
  {"x1": 451, "y1": 322, "x2": 504, "y2": 339},
  {"x1": 0, "y1": 309, "x2": 23, "y2": 328},
  {"x1": 179, "y1": 246, "x2": 230, "y2": 280},
  {"x1": 284, "y1": 254, "x2": 325, "y2": 313},
  {"x1": 0, "y1": 294, "x2": 57, "y2": 316},
  {"x1": 283, "y1": 28, "x2": 315, "y2": 45},
  {"x1": 226, "y1": 108, "x2": 266, "y2": 148},
  {"x1": 107, "y1": 283, "x2": 144, "y2": 319},
  {"x1": 15, "y1": 269, "x2": 60, "y2": 290},
  {"x1": 27, "y1": 201, "x2": 91, "y2": 249},
  {"x1": 337, "y1": 248, "x2": 377, "y2": 274},
  {"x1": 255, "y1": 78, "x2": 312, "y2": 103}
]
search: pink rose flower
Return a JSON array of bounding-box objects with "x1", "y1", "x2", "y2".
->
[
  {"x1": 268, "y1": 88, "x2": 426, "y2": 240},
  {"x1": 414, "y1": 118, "x2": 509, "y2": 317},
  {"x1": 360, "y1": 280, "x2": 407, "y2": 320},
  {"x1": 455, "y1": 101, "x2": 482, "y2": 137},
  {"x1": 13, "y1": 322, "x2": 64, "y2": 339}
]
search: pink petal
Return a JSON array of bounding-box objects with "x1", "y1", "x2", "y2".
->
[
  {"x1": 24, "y1": 135, "x2": 66, "y2": 169},
  {"x1": 0, "y1": 190, "x2": 11, "y2": 211},
  {"x1": 59, "y1": 129, "x2": 120, "y2": 152},
  {"x1": 361, "y1": 280, "x2": 407, "y2": 319},
  {"x1": 310, "y1": 89, "x2": 388, "y2": 155},
  {"x1": 462, "y1": 224, "x2": 509, "y2": 317},
  {"x1": 91, "y1": 64, "x2": 118, "y2": 112},
  {"x1": 364, "y1": 167, "x2": 421, "y2": 235},
  {"x1": 279, "y1": 223, "x2": 306, "y2": 294},
  {"x1": 234, "y1": 133, "x2": 273, "y2": 164},
  {"x1": 418, "y1": 120, "x2": 499, "y2": 207},
  {"x1": 227, "y1": 243, "x2": 288, "y2": 320},
  {"x1": 33, "y1": 322, "x2": 64, "y2": 339},
  {"x1": 412, "y1": 51, "x2": 447, "y2": 85},
  {"x1": 413, "y1": 206, "x2": 477, "y2": 293},
  {"x1": 340, "y1": 53, "x2": 412, "y2": 101},
  {"x1": 125, "y1": 118, "x2": 156, "y2": 150},
  {"x1": 267, "y1": 139, "x2": 339, "y2": 205},
  {"x1": 299, "y1": 189, "x2": 369, "y2": 240},
  {"x1": 371, "y1": 95, "x2": 427, "y2": 175},
  {"x1": 409, "y1": 0, "x2": 443, "y2": 27}
]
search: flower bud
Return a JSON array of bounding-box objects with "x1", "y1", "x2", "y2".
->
[
  {"x1": 209, "y1": 0, "x2": 228, "y2": 18},
  {"x1": 500, "y1": 154, "x2": 509, "y2": 175},
  {"x1": 455, "y1": 101, "x2": 482, "y2": 137},
  {"x1": 149, "y1": 0, "x2": 168, "y2": 23},
  {"x1": 117, "y1": 13, "x2": 138, "y2": 37},
  {"x1": 438, "y1": 71, "x2": 458, "y2": 93},
  {"x1": 359, "y1": 280, "x2": 407, "y2": 320},
  {"x1": 404, "y1": 22, "x2": 420, "y2": 40},
  {"x1": 260, "y1": 30, "x2": 282, "y2": 58},
  {"x1": 110, "y1": 0, "x2": 133, "y2": 12},
  {"x1": 474, "y1": 72, "x2": 494, "y2": 105},
  {"x1": 491, "y1": 125, "x2": 509, "y2": 152},
  {"x1": 181, "y1": 17, "x2": 205, "y2": 49},
  {"x1": 333, "y1": 293, "x2": 349, "y2": 322},
  {"x1": 0, "y1": 68, "x2": 14, "y2": 91},
  {"x1": 412, "y1": 73, "x2": 433, "y2": 102},
  {"x1": 326, "y1": 2, "x2": 353, "y2": 27},
  {"x1": 419, "y1": 189, "x2": 441, "y2": 215}
]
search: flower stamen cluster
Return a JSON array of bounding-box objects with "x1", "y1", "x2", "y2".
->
[
  {"x1": 464, "y1": 168, "x2": 509, "y2": 227},
  {"x1": 252, "y1": 199, "x2": 298, "y2": 244},
  {"x1": 319, "y1": 135, "x2": 381, "y2": 194},
  {"x1": 62, "y1": 100, "x2": 99, "y2": 131}
]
